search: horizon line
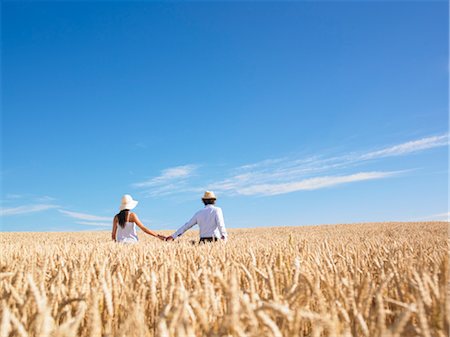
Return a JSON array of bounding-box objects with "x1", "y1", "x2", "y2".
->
[{"x1": 1, "y1": 220, "x2": 448, "y2": 233}]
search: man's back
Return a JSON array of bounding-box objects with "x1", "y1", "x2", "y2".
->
[
  {"x1": 194, "y1": 205, "x2": 225, "y2": 238},
  {"x1": 172, "y1": 204, "x2": 227, "y2": 240}
]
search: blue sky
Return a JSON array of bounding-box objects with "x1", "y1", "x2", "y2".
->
[{"x1": 1, "y1": 1, "x2": 448, "y2": 232}]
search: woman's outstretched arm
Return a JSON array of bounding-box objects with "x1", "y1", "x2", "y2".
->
[{"x1": 131, "y1": 213, "x2": 165, "y2": 240}]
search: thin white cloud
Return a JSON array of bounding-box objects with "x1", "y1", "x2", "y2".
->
[
  {"x1": 0, "y1": 204, "x2": 59, "y2": 216},
  {"x1": 2, "y1": 194, "x2": 58, "y2": 205},
  {"x1": 76, "y1": 221, "x2": 111, "y2": 227},
  {"x1": 432, "y1": 213, "x2": 450, "y2": 221},
  {"x1": 237, "y1": 158, "x2": 288, "y2": 171},
  {"x1": 415, "y1": 212, "x2": 450, "y2": 222},
  {"x1": 206, "y1": 155, "x2": 360, "y2": 195},
  {"x1": 5, "y1": 194, "x2": 24, "y2": 200},
  {"x1": 140, "y1": 182, "x2": 202, "y2": 198},
  {"x1": 133, "y1": 164, "x2": 198, "y2": 188},
  {"x1": 360, "y1": 134, "x2": 448, "y2": 160},
  {"x1": 79, "y1": 228, "x2": 109, "y2": 232},
  {"x1": 35, "y1": 196, "x2": 57, "y2": 202},
  {"x1": 59, "y1": 210, "x2": 111, "y2": 221},
  {"x1": 237, "y1": 171, "x2": 398, "y2": 196},
  {"x1": 206, "y1": 134, "x2": 447, "y2": 197},
  {"x1": 131, "y1": 134, "x2": 448, "y2": 198}
]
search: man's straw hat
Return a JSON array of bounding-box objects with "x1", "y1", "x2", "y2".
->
[
  {"x1": 202, "y1": 191, "x2": 217, "y2": 200},
  {"x1": 120, "y1": 194, "x2": 139, "y2": 211}
]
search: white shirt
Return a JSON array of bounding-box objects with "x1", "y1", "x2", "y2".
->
[
  {"x1": 172, "y1": 205, "x2": 228, "y2": 240},
  {"x1": 116, "y1": 222, "x2": 138, "y2": 243}
]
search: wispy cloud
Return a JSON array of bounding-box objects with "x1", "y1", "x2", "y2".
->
[
  {"x1": 206, "y1": 134, "x2": 447, "y2": 197},
  {"x1": 360, "y1": 134, "x2": 448, "y2": 160},
  {"x1": 5, "y1": 194, "x2": 24, "y2": 200},
  {"x1": 131, "y1": 134, "x2": 448, "y2": 198},
  {"x1": 0, "y1": 204, "x2": 59, "y2": 216},
  {"x1": 432, "y1": 212, "x2": 450, "y2": 221},
  {"x1": 76, "y1": 221, "x2": 111, "y2": 227},
  {"x1": 58, "y1": 210, "x2": 112, "y2": 229},
  {"x1": 58, "y1": 210, "x2": 111, "y2": 221},
  {"x1": 237, "y1": 171, "x2": 399, "y2": 196},
  {"x1": 415, "y1": 212, "x2": 450, "y2": 222},
  {"x1": 133, "y1": 164, "x2": 200, "y2": 197},
  {"x1": 134, "y1": 165, "x2": 198, "y2": 188},
  {"x1": 2, "y1": 194, "x2": 57, "y2": 205},
  {"x1": 79, "y1": 227, "x2": 110, "y2": 232},
  {"x1": 35, "y1": 196, "x2": 57, "y2": 202}
]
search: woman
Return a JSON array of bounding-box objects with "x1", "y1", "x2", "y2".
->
[{"x1": 112, "y1": 194, "x2": 165, "y2": 243}]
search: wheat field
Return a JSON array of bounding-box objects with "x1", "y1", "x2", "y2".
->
[{"x1": 0, "y1": 222, "x2": 448, "y2": 337}]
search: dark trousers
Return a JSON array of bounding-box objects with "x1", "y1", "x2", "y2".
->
[{"x1": 199, "y1": 237, "x2": 219, "y2": 244}]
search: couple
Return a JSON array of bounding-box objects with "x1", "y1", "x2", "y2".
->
[{"x1": 111, "y1": 191, "x2": 228, "y2": 244}]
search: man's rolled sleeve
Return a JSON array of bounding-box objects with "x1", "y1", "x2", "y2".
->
[{"x1": 215, "y1": 208, "x2": 228, "y2": 239}]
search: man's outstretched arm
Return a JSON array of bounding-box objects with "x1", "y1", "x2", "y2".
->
[{"x1": 167, "y1": 213, "x2": 198, "y2": 241}]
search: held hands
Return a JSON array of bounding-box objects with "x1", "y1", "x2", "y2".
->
[{"x1": 155, "y1": 234, "x2": 174, "y2": 241}]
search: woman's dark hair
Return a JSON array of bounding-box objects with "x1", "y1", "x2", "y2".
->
[
  {"x1": 202, "y1": 199, "x2": 216, "y2": 205},
  {"x1": 117, "y1": 209, "x2": 130, "y2": 228}
]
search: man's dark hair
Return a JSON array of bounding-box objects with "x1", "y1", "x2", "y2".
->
[{"x1": 202, "y1": 199, "x2": 216, "y2": 205}]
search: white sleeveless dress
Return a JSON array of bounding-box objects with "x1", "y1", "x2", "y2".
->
[{"x1": 116, "y1": 221, "x2": 139, "y2": 243}]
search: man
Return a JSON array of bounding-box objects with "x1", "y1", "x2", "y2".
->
[{"x1": 166, "y1": 191, "x2": 228, "y2": 243}]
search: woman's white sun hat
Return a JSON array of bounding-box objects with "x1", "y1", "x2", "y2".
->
[
  {"x1": 202, "y1": 191, "x2": 217, "y2": 200},
  {"x1": 120, "y1": 194, "x2": 139, "y2": 211}
]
